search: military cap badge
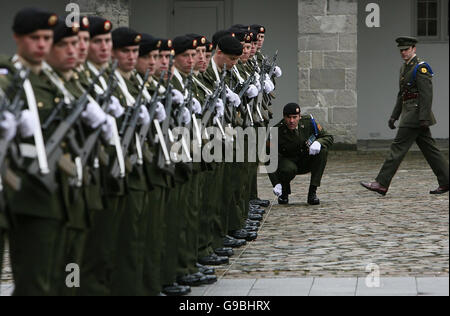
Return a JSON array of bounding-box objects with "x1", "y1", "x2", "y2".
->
[
  {"x1": 72, "y1": 23, "x2": 80, "y2": 33},
  {"x1": 82, "y1": 17, "x2": 90, "y2": 28},
  {"x1": 201, "y1": 37, "x2": 206, "y2": 44},
  {"x1": 135, "y1": 34, "x2": 142, "y2": 43},
  {"x1": 168, "y1": 40, "x2": 173, "y2": 48},
  {"x1": 104, "y1": 21, "x2": 112, "y2": 31},
  {"x1": 157, "y1": 40, "x2": 162, "y2": 48},
  {"x1": 193, "y1": 39, "x2": 198, "y2": 48},
  {"x1": 48, "y1": 14, "x2": 58, "y2": 27}
]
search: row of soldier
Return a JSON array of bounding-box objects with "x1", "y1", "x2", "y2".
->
[{"x1": 0, "y1": 8, "x2": 282, "y2": 296}]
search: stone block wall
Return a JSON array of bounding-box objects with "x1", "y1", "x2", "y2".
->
[
  {"x1": 298, "y1": 0, "x2": 357, "y2": 145},
  {"x1": 65, "y1": 0, "x2": 130, "y2": 27}
]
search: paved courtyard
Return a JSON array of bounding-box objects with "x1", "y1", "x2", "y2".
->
[{"x1": 1, "y1": 150, "x2": 449, "y2": 296}]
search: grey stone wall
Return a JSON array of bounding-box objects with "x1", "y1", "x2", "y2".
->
[
  {"x1": 298, "y1": 0, "x2": 357, "y2": 145},
  {"x1": 65, "y1": 0, "x2": 130, "y2": 27}
]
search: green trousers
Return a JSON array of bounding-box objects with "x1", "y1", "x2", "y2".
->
[
  {"x1": 161, "y1": 183, "x2": 181, "y2": 285},
  {"x1": 9, "y1": 215, "x2": 65, "y2": 296},
  {"x1": 269, "y1": 149, "x2": 329, "y2": 195},
  {"x1": 197, "y1": 170, "x2": 215, "y2": 259},
  {"x1": 79, "y1": 195, "x2": 126, "y2": 296},
  {"x1": 143, "y1": 185, "x2": 166, "y2": 296},
  {"x1": 211, "y1": 164, "x2": 226, "y2": 250},
  {"x1": 0, "y1": 228, "x2": 5, "y2": 282},
  {"x1": 112, "y1": 190, "x2": 149, "y2": 296},
  {"x1": 376, "y1": 127, "x2": 449, "y2": 188},
  {"x1": 228, "y1": 163, "x2": 247, "y2": 231}
]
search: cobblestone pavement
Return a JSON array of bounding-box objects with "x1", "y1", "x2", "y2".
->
[
  {"x1": 1, "y1": 151, "x2": 449, "y2": 294},
  {"x1": 216, "y1": 151, "x2": 449, "y2": 279}
]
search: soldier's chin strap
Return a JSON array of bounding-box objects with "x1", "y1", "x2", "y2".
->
[{"x1": 12, "y1": 55, "x2": 50, "y2": 175}]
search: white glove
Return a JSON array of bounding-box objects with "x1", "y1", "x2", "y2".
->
[
  {"x1": 138, "y1": 105, "x2": 151, "y2": 126},
  {"x1": 172, "y1": 89, "x2": 184, "y2": 104},
  {"x1": 18, "y1": 110, "x2": 37, "y2": 138},
  {"x1": 0, "y1": 111, "x2": 17, "y2": 142},
  {"x1": 81, "y1": 102, "x2": 107, "y2": 129},
  {"x1": 101, "y1": 115, "x2": 115, "y2": 142},
  {"x1": 226, "y1": 87, "x2": 241, "y2": 108},
  {"x1": 274, "y1": 66, "x2": 282, "y2": 78},
  {"x1": 215, "y1": 99, "x2": 224, "y2": 117},
  {"x1": 191, "y1": 97, "x2": 202, "y2": 115},
  {"x1": 309, "y1": 141, "x2": 322, "y2": 156},
  {"x1": 245, "y1": 84, "x2": 259, "y2": 99},
  {"x1": 273, "y1": 183, "x2": 282, "y2": 197},
  {"x1": 264, "y1": 79, "x2": 275, "y2": 94},
  {"x1": 181, "y1": 107, "x2": 192, "y2": 125},
  {"x1": 154, "y1": 102, "x2": 167, "y2": 123},
  {"x1": 107, "y1": 96, "x2": 125, "y2": 118},
  {"x1": 255, "y1": 80, "x2": 262, "y2": 92}
]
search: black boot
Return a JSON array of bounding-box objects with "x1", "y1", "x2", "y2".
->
[{"x1": 307, "y1": 185, "x2": 320, "y2": 205}]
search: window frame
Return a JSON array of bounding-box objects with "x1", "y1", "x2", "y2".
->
[{"x1": 413, "y1": 0, "x2": 449, "y2": 43}]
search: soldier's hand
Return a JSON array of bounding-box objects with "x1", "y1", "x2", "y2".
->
[
  {"x1": 274, "y1": 66, "x2": 283, "y2": 78},
  {"x1": 81, "y1": 102, "x2": 107, "y2": 129},
  {"x1": 0, "y1": 111, "x2": 17, "y2": 142},
  {"x1": 138, "y1": 105, "x2": 151, "y2": 126},
  {"x1": 101, "y1": 116, "x2": 114, "y2": 142},
  {"x1": 388, "y1": 118, "x2": 397, "y2": 130},
  {"x1": 273, "y1": 184, "x2": 282, "y2": 197},
  {"x1": 181, "y1": 107, "x2": 192, "y2": 125},
  {"x1": 192, "y1": 97, "x2": 202, "y2": 115},
  {"x1": 309, "y1": 141, "x2": 322, "y2": 156},
  {"x1": 18, "y1": 110, "x2": 37, "y2": 138},
  {"x1": 420, "y1": 120, "x2": 430, "y2": 130},
  {"x1": 245, "y1": 84, "x2": 259, "y2": 99},
  {"x1": 172, "y1": 89, "x2": 185, "y2": 104},
  {"x1": 155, "y1": 102, "x2": 167, "y2": 123},
  {"x1": 107, "y1": 96, "x2": 125, "y2": 118}
]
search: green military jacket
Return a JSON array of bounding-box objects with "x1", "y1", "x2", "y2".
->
[
  {"x1": 0, "y1": 55, "x2": 67, "y2": 220},
  {"x1": 117, "y1": 71, "x2": 150, "y2": 192},
  {"x1": 274, "y1": 116, "x2": 334, "y2": 161},
  {"x1": 391, "y1": 56, "x2": 436, "y2": 128}
]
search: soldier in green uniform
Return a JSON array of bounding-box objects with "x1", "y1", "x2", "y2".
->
[
  {"x1": 361, "y1": 37, "x2": 449, "y2": 195},
  {"x1": 269, "y1": 103, "x2": 334, "y2": 205},
  {"x1": 0, "y1": 8, "x2": 68, "y2": 296}
]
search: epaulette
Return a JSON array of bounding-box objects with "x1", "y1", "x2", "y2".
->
[{"x1": 408, "y1": 61, "x2": 434, "y2": 87}]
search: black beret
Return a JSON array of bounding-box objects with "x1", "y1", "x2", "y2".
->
[
  {"x1": 250, "y1": 24, "x2": 266, "y2": 34},
  {"x1": 244, "y1": 33, "x2": 253, "y2": 44},
  {"x1": 205, "y1": 41, "x2": 214, "y2": 53},
  {"x1": 283, "y1": 103, "x2": 301, "y2": 116},
  {"x1": 250, "y1": 32, "x2": 258, "y2": 42},
  {"x1": 53, "y1": 18, "x2": 80, "y2": 44},
  {"x1": 186, "y1": 33, "x2": 207, "y2": 47},
  {"x1": 13, "y1": 8, "x2": 58, "y2": 35},
  {"x1": 229, "y1": 28, "x2": 247, "y2": 42},
  {"x1": 173, "y1": 36, "x2": 198, "y2": 55},
  {"x1": 396, "y1": 36, "x2": 418, "y2": 49},
  {"x1": 139, "y1": 33, "x2": 159, "y2": 57},
  {"x1": 218, "y1": 36, "x2": 243, "y2": 56},
  {"x1": 79, "y1": 16, "x2": 90, "y2": 32},
  {"x1": 88, "y1": 16, "x2": 112, "y2": 38},
  {"x1": 112, "y1": 27, "x2": 142, "y2": 49},
  {"x1": 157, "y1": 39, "x2": 174, "y2": 52},
  {"x1": 212, "y1": 30, "x2": 233, "y2": 49}
]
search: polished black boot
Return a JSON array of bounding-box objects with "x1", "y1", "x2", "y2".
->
[{"x1": 307, "y1": 185, "x2": 320, "y2": 205}]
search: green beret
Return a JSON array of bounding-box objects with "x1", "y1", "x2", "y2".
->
[
  {"x1": 53, "y1": 18, "x2": 80, "y2": 44},
  {"x1": 218, "y1": 36, "x2": 243, "y2": 56},
  {"x1": 112, "y1": 27, "x2": 142, "y2": 49},
  {"x1": 396, "y1": 36, "x2": 418, "y2": 49},
  {"x1": 283, "y1": 103, "x2": 301, "y2": 116},
  {"x1": 13, "y1": 8, "x2": 58, "y2": 35},
  {"x1": 88, "y1": 16, "x2": 112, "y2": 38},
  {"x1": 139, "y1": 33, "x2": 159, "y2": 57},
  {"x1": 173, "y1": 36, "x2": 198, "y2": 55}
]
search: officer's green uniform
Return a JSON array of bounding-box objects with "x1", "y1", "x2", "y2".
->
[
  {"x1": 0, "y1": 55, "x2": 69, "y2": 296},
  {"x1": 376, "y1": 38, "x2": 449, "y2": 189},
  {"x1": 268, "y1": 117, "x2": 334, "y2": 196}
]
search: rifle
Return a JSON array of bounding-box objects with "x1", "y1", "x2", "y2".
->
[
  {"x1": 0, "y1": 69, "x2": 30, "y2": 192},
  {"x1": 27, "y1": 67, "x2": 107, "y2": 193},
  {"x1": 110, "y1": 69, "x2": 150, "y2": 178},
  {"x1": 67, "y1": 61, "x2": 119, "y2": 168},
  {"x1": 157, "y1": 55, "x2": 176, "y2": 171},
  {"x1": 201, "y1": 67, "x2": 227, "y2": 132}
]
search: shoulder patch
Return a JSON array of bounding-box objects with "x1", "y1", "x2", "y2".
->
[{"x1": 420, "y1": 67, "x2": 428, "y2": 74}]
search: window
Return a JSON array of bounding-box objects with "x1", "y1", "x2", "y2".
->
[{"x1": 414, "y1": 0, "x2": 449, "y2": 42}]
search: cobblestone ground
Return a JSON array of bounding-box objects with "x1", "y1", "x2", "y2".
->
[
  {"x1": 1, "y1": 151, "x2": 449, "y2": 287},
  {"x1": 217, "y1": 151, "x2": 449, "y2": 279}
]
